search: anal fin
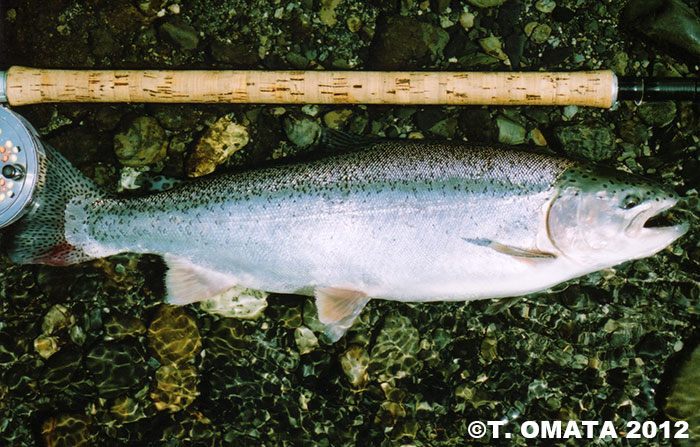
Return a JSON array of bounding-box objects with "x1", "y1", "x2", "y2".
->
[
  {"x1": 315, "y1": 287, "x2": 370, "y2": 342},
  {"x1": 164, "y1": 254, "x2": 238, "y2": 305}
]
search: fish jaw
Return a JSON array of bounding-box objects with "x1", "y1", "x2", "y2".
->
[{"x1": 623, "y1": 197, "x2": 689, "y2": 261}]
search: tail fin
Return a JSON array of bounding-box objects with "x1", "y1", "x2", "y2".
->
[{"x1": 3, "y1": 146, "x2": 107, "y2": 266}]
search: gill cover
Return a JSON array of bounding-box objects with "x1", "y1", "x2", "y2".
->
[{"x1": 548, "y1": 164, "x2": 687, "y2": 265}]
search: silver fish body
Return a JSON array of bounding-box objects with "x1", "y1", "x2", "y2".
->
[{"x1": 5, "y1": 140, "x2": 688, "y2": 340}]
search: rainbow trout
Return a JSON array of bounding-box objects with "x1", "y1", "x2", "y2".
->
[{"x1": 4, "y1": 139, "x2": 688, "y2": 340}]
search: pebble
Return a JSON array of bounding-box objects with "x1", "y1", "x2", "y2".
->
[
  {"x1": 619, "y1": 120, "x2": 650, "y2": 144},
  {"x1": 284, "y1": 116, "x2": 322, "y2": 148},
  {"x1": 151, "y1": 104, "x2": 200, "y2": 131},
  {"x1": 341, "y1": 345, "x2": 370, "y2": 388},
  {"x1": 205, "y1": 319, "x2": 248, "y2": 361},
  {"x1": 468, "y1": 0, "x2": 506, "y2": 7},
  {"x1": 104, "y1": 312, "x2": 147, "y2": 339},
  {"x1": 199, "y1": 286, "x2": 269, "y2": 319},
  {"x1": 186, "y1": 116, "x2": 249, "y2": 178},
  {"x1": 42, "y1": 304, "x2": 74, "y2": 334},
  {"x1": 529, "y1": 128, "x2": 548, "y2": 146},
  {"x1": 535, "y1": 0, "x2": 556, "y2": 13},
  {"x1": 323, "y1": 109, "x2": 353, "y2": 129},
  {"x1": 369, "y1": 16, "x2": 449, "y2": 69},
  {"x1": 479, "y1": 35, "x2": 509, "y2": 61},
  {"x1": 530, "y1": 23, "x2": 552, "y2": 44},
  {"x1": 294, "y1": 326, "x2": 319, "y2": 355},
  {"x1": 110, "y1": 395, "x2": 152, "y2": 423},
  {"x1": 664, "y1": 343, "x2": 700, "y2": 446},
  {"x1": 368, "y1": 314, "x2": 421, "y2": 383},
  {"x1": 556, "y1": 124, "x2": 616, "y2": 161},
  {"x1": 496, "y1": 115, "x2": 527, "y2": 145},
  {"x1": 637, "y1": 101, "x2": 677, "y2": 128},
  {"x1": 428, "y1": 117, "x2": 458, "y2": 138},
  {"x1": 40, "y1": 346, "x2": 82, "y2": 394},
  {"x1": 459, "y1": 12, "x2": 475, "y2": 30},
  {"x1": 347, "y1": 16, "x2": 362, "y2": 33},
  {"x1": 158, "y1": 17, "x2": 199, "y2": 50},
  {"x1": 524, "y1": 21, "x2": 539, "y2": 37},
  {"x1": 319, "y1": 0, "x2": 340, "y2": 26},
  {"x1": 562, "y1": 105, "x2": 578, "y2": 121},
  {"x1": 147, "y1": 305, "x2": 202, "y2": 365},
  {"x1": 34, "y1": 335, "x2": 60, "y2": 359},
  {"x1": 86, "y1": 342, "x2": 150, "y2": 397},
  {"x1": 114, "y1": 116, "x2": 168, "y2": 167},
  {"x1": 41, "y1": 414, "x2": 93, "y2": 447},
  {"x1": 622, "y1": 0, "x2": 700, "y2": 59},
  {"x1": 209, "y1": 38, "x2": 260, "y2": 66},
  {"x1": 151, "y1": 363, "x2": 199, "y2": 412}
]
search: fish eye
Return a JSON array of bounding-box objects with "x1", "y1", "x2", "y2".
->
[{"x1": 621, "y1": 194, "x2": 641, "y2": 209}]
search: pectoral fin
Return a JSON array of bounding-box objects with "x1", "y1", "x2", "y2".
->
[
  {"x1": 315, "y1": 287, "x2": 370, "y2": 342},
  {"x1": 164, "y1": 254, "x2": 238, "y2": 305},
  {"x1": 462, "y1": 237, "x2": 556, "y2": 259}
]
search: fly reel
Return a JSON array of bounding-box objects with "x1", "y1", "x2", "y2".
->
[{"x1": 0, "y1": 106, "x2": 45, "y2": 228}]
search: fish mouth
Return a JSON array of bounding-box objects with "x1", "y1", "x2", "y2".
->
[{"x1": 627, "y1": 198, "x2": 689, "y2": 241}]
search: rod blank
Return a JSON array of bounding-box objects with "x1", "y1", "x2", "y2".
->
[{"x1": 2, "y1": 66, "x2": 617, "y2": 108}]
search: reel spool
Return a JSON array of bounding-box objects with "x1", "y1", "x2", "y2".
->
[{"x1": 0, "y1": 106, "x2": 45, "y2": 229}]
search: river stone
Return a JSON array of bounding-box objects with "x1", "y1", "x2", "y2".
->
[
  {"x1": 556, "y1": 123, "x2": 616, "y2": 161},
  {"x1": 186, "y1": 116, "x2": 249, "y2": 178},
  {"x1": 114, "y1": 116, "x2": 167, "y2": 167},
  {"x1": 468, "y1": 0, "x2": 506, "y2": 7},
  {"x1": 637, "y1": 101, "x2": 677, "y2": 128},
  {"x1": 159, "y1": 17, "x2": 199, "y2": 50},
  {"x1": 147, "y1": 305, "x2": 202, "y2": 365},
  {"x1": 664, "y1": 343, "x2": 700, "y2": 447},
  {"x1": 622, "y1": 0, "x2": 700, "y2": 60},
  {"x1": 284, "y1": 116, "x2": 322, "y2": 148},
  {"x1": 370, "y1": 16, "x2": 449, "y2": 69}
]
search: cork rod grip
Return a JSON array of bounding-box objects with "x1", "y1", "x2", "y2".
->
[{"x1": 5, "y1": 67, "x2": 616, "y2": 107}]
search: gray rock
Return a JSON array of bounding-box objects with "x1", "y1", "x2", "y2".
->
[
  {"x1": 459, "y1": 109, "x2": 497, "y2": 143},
  {"x1": 370, "y1": 16, "x2": 449, "y2": 69},
  {"x1": 114, "y1": 116, "x2": 167, "y2": 167},
  {"x1": 159, "y1": 18, "x2": 199, "y2": 50},
  {"x1": 284, "y1": 116, "x2": 322, "y2": 148},
  {"x1": 637, "y1": 101, "x2": 677, "y2": 128},
  {"x1": 150, "y1": 104, "x2": 200, "y2": 131},
  {"x1": 497, "y1": 115, "x2": 527, "y2": 145},
  {"x1": 91, "y1": 27, "x2": 117, "y2": 58},
  {"x1": 622, "y1": 0, "x2": 700, "y2": 60},
  {"x1": 619, "y1": 120, "x2": 650, "y2": 144},
  {"x1": 209, "y1": 38, "x2": 260, "y2": 66},
  {"x1": 428, "y1": 117, "x2": 458, "y2": 138},
  {"x1": 556, "y1": 124, "x2": 616, "y2": 161}
]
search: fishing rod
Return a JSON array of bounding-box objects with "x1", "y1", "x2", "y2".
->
[{"x1": 0, "y1": 67, "x2": 698, "y2": 107}]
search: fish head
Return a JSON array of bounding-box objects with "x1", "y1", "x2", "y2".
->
[{"x1": 547, "y1": 164, "x2": 688, "y2": 267}]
